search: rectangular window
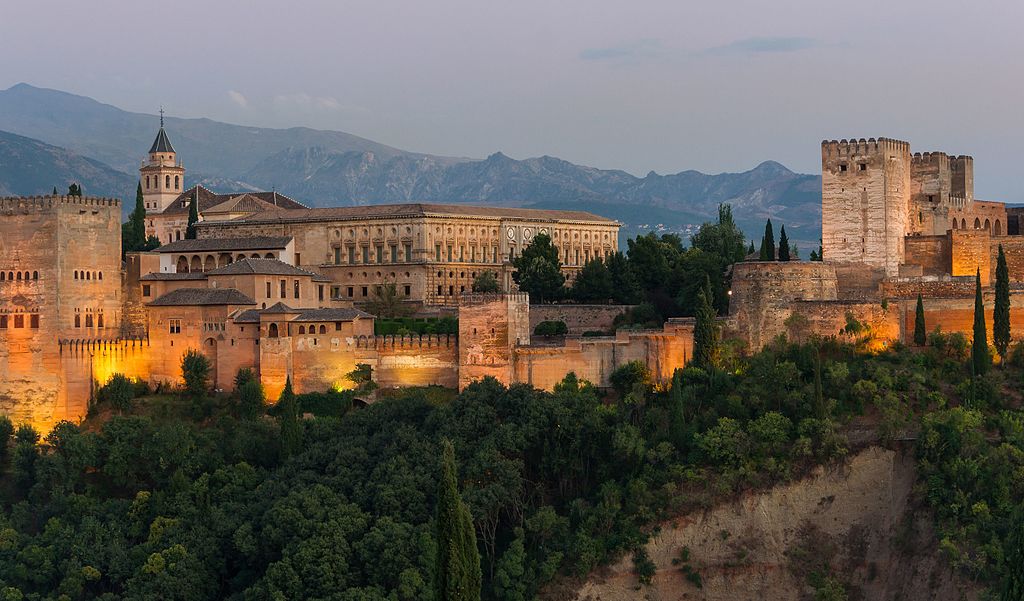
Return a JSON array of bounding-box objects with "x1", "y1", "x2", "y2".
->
[
  {"x1": 404, "y1": 284, "x2": 411, "y2": 296},
  {"x1": 362, "y1": 247, "x2": 369, "y2": 264},
  {"x1": 435, "y1": 244, "x2": 441, "y2": 261},
  {"x1": 334, "y1": 247, "x2": 341, "y2": 264},
  {"x1": 318, "y1": 285, "x2": 324, "y2": 302},
  {"x1": 858, "y1": 163, "x2": 867, "y2": 171},
  {"x1": 169, "y1": 319, "x2": 181, "y2": 334},
  {"x1": 294, "y1": 280, "x2": 300, "y2": 299},
  {"x1": 376, "y1": 244, "x2": 384, "y2": 264},
  {"x1": 335, "y1": 322, "x2": 342, "y2": 331},
  {"x1": 74, "y1": 314, "x2": 80, "y2": 328},
  {"x1": 437, "y1": 285, "x2": 443, "y2": 296},
  {"x1": 348, "y1": 247, "x2": 356, "y2": 265},
  {"x1": 142, "y1": 284, "x2": 151, "y2": 297},
  {"x1": 84, "y1": 314, "x2": 92, "y2": 328},
  {"x1": 447, "y1": 246, "x2": 453, "y2": 262},
  {"x1": 0, "y1": 315, "x2": 6, "y2": 329},
  {"x1": 280, "y1": 280, "x2": 286, "y2": 298},
  {"x1": 98, "y1": 314, "x2": 104, "y2": 328},
  {"x1": 404, "y1": 243, "x2": 412, "y2": 261},
  {"x1": 361, "y1": 286, "x2": 368, "y2": 297},
  {"x1": 31, "y1": 315, "x2": 40, "y2": 328},
  {"x1": 391, "y1": 246, "x2": 398, "y2": 263},
  {"x1": 295, "y1": 253, "x2": 301, "y2": 265},
  {"x1": 493, "y1": 247, "x2": 498, "y2": 263},
  {"x1": 460, "y1": 246, "x2": 464, "y2": 261},
  {"x1": 331, "y1": 286, "x2": 340, "y2": 299},
  {"x1": 266, "y1": 281, "x2": 272, "y2": 298},
  {"x1": 839, "y1": 164, "x2": 848, "y2": 172},
  {"x1": 347, "y1": 286, "x2": 354, "y2": 297}
]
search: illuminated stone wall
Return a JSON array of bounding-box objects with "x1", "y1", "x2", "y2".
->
[
  {"x1": 458, "y1": 293, "x2": 531, "y2": 389},
  {"x1": 528, "y1": 304, "x2": 632, "y2": 335}
]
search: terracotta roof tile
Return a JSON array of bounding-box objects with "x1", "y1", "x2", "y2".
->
[
  {"x1": 148, "y1": 288, "x2": 256, "y2": 306},
  {"x1": 155, "y1": 236, "x2": 292, "y2": 253},
  {"x1": 201, "y1": 202, "x2": 617, "y2": 225}
]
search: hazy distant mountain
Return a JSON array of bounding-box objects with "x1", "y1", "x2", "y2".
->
[
  {"x1": 0, "y1": 129, "x2": 134, "y2": 199},
  {"x1": 0, "y1": 83, "x2": 822, "y2": 244}
]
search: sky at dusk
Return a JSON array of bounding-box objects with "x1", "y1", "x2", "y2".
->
[{"x1": 2, "y1": 0, "x2": 1023, "y2": 200}]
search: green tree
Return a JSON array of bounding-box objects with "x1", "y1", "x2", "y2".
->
[
  {"x1": 68, "y1": 183, "x2": 82, "y2": 196},
  {"x1": 471, "y1": 271, "x2": 500, "y2": 293},
  {"x1": 690, "y1": 204, "x2": 747, "y2": 264},
  {"x1": 101, "y1": 373, "x2": 136, "y2": 414},
  {"x1": 0, "y1": 415, "x2": 13, "y2": 464},
  {"x1": 278, "y1": 377, "x2": 302, "y2": 459},
  {"x1": 180, "y1": 349, "x2": 211, "y2": 396},
  {"x1": 606, "y1": 252, "x2": 642, "y2": 304},
  {"x1": 692, "y1": 278, "x2": 719, "y2": 369},
  {"x1": 747, "y1": 240, "x2": 756, "y2": 255},
  {"x1": 511, "y1": 233, "x2": 565, "y2": 304},
  {"x1": 995, "y1": 244, "x2": 1011, "y2": 360},
  {"x1": 367, "y1": 282, "x2": 413, "y2": 318},
  {"x1": 972, "y1": 270, "x2": 990, "y2": 376},
  {"x1": 759, "y1": 219, "x2": 776, "y2": 261},
  {"x1": 434, "y1": 438, "x2": 482, "y2": 601},
  {"x1": 122, "y1": 181, "x2": 148, "y2": 257},
  {"x1": 778, "y1": 225, "x2": 791, "y2": 261},
  {"x1": 1001, "y1": 508, "x2": 1024, "y2": 601},
  {"x1": 570, "y1": 258, "x2": 614, "y2": 303},
  {"x1": 492, "y1": 529, "x2": 527, "y2": 601},
  {"x1": 238, "y1": 380, "x2": 265, "y2": 420},
  {"x1": 185, "y1": 190, "x2": 199, "y2": 239},
  {"x1": 914, "y1": 294, "x2": 927, "y2": 346}
]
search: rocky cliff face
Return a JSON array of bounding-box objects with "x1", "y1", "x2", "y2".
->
[{"x1": 567, "y1": 447, "x2": 979, "y2": 601}]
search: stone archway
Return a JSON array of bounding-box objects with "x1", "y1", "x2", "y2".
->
[{"x1": 176, "y1": 256, "x2": 190, "y2": 273}]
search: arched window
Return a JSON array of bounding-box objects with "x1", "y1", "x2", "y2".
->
[
  {"x1": 98, "y1": 313, "x2": 104, "y2": 328},
  {"x1": 165, "y1": 175, "x2": 171, "y2": 188},
  {"x1": 73, "y1": 271, "x2": 78, "y2": 280},
  {"x1": 74, "y1": 314, "x2": 80, "y2": 328},
  {"x1": 146, "y1": 176, "x2": 150, "y2": 188},
  {"x1": 985, "y1": 218, "x2": 991, "y2": 231},
  {"x1": 23, "y1": 272, "x2": 29, "y2": 280},
  {"x1": 996, "y1": 220, "x2": 1003, "y2": 236},
  {"x1": 190, "y1": 256, "x2": 202, "y2": 272},
  {"x1": 176, "y1": 231, "x2": 181, "y2": 241},
  {"x1": 32, "y1": 271, "x2": 38, "y2": 280},
  {"x1": 85, "y1": 272, "x2": 90, "y2": 280},
  {"x1": 0, "y1": 272, "x2": 4, "y2": 281},
  {"x1": 962, "y1": 218, "x2": 967, "y2": 229},
  {"x1": 298, "y1": 325, "x2": 306, "y2": 335},
  {"x1": 975, "y1": 217, "x2": 981, "y2": 229},
  {"x1": 177, "y1": 256, "x2": 190, "y2": 273},
  {"x1": 268, "y1": 323, "x2": 279, "y2": 338},
  {"x1": 15, "y1": 272, "x2": 21, "y2": 281},
  {"x1": 174, "y1": 175, "x2": 179, "y2": 190},
  {"x1": 319, "y1": 325, "x2": 326, "y2": 334},
  {"x1": 952, "y1": 219, "x2": 958, "y2": 230},
  {"x1": 98, "y1": 272, "x2": 102, "y2": 280},
  {"x1": 265, "y1": 253, "x2": 275, "y2": 259}
]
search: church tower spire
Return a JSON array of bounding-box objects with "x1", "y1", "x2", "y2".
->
[{"x1": 140, "y1": 109, "x2": 185, "y2": 222}]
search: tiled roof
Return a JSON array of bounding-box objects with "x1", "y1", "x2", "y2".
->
[
  {"x1": 149, "y1": 127, "x2": 175, "y2": 153},
  {"x1": 208, "y1": 202, "x2": 618, "y2": 225},
  {"x1": 155, "y1": 236, "x2": 292, "y2": 253},
  {"x1": 158, "y1": 185, "x2": 306, "y2": 216},
  {"x1": 139, "y1": 272, "x2": 208, "y2": 281},
  {"x1": 204, "y1": 194, "x2": 281, "y2": 215},
  {"x1": 292, "y1": 308, "x2": 373, "y2": 322},
  {"x1": 262, "y1": 302, "x2": 297, "y2": 314},
  {"x1": 148, "y1": 288, "x2": 256, "y2": 307},
  {"x1": 231, "y1": 309, "x2": 262, "y2": 323},
  {"x1": 206, "y1": 258, "x2": 321, "y2": 278}
]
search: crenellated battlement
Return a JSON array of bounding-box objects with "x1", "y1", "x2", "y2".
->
[
  {"x1": 821, "y1": 137, "x2": 911, "y2": 158},
  {"x1": 355, "y1": 333, "x2": 457, "y2": 349},
  {"x1": 911, "y1": 151, "x2": 951, "y2": 166},
  {"x1": 0, "y1": 195, "x2": 121, "y2": 213},
  {"x1": 458, "y1": 292, "x2": 530, "y2": 306},
  {"x1": 58, "y1": 335, "x2": 148, "y2": 356}
]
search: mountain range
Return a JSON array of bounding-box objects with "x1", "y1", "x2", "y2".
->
[{"x1": 0, "y1": 83, "x2": 822, "y2": 245}]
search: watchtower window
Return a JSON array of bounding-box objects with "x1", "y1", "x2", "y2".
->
[
  {"x1": 928, "y1": 195, "x2": 935, "y2": 203},
  {"x1": 858, "y1": 163, "x2": 867, "y2": 171},
  {"x1": 839, "y1": 164, "x2": 848, "y2": 172}
]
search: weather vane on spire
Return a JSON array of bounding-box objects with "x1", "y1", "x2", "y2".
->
[{"x1": 159, "y1": 106, "x2": 164, "y2": 128}]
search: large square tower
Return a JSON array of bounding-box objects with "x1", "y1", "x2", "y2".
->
[{"x1": 821, "y1": 138, "x2": 911, "y2": 277}]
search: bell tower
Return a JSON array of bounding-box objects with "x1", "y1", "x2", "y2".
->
[{"x1": 140, "y1": 109, "x2": 185, "y2": 215}]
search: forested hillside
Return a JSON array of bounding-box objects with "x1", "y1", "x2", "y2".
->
[{"x1": 2, "y1": 330, "x2": 1024, "y2": 599}]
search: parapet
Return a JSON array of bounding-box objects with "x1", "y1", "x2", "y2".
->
[
  {"x1": 458, "y1": 292, "x2": 530, "y2": 306},
  {"x1": 355, "y1": 333, "x2": 457, "y2": 349},
  {"x1": 911, "y1": 151, "x2": 950, "y2": 167},
  {"x1": 821, "y1": 137, "x2": 911, "y2": 159},
  {"x1": 0, "y1": 195, "x2": 121, "y2": 213}
]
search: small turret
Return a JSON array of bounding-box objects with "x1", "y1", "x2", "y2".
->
[{"x1": 140, "y1": 108, "x2": 185, "y2": 216}]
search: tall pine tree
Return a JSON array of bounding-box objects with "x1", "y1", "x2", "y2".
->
[
  {"x1": 972, "y1": 269, "x2": 991, "y2": 376},
  {"x1": 434, "y1": 439, "x2": 482, "y2": 601},
  {"x1": 758, "y1": 219, "x2": 776, "y2": 261},
  {"x1": 914, "y1": 294, "x2": 927, "y2": 346},
  {"x1": 747, "y1": 240, "x2": 755, "y2": 255},
  {"x1": 995, "y1": 244, "x2": 1011, "y2": 360},
  {"x1": 278, "y1": 377, "x2": 302, "y2": 459},
  {"x1": 122, "y1": 181, "x2": 148, "y2": 257},
  {"x1": 691, "y1": 277, "x2": 719, "y2": 369},
  {"x1": 185, "y1": 189, "x2": 200, "y2": 239},
  {"x1": 778, "y1": 225, "x2": 790, "y2": 261}
]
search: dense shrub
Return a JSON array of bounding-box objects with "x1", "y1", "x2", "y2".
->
[{"x1": 534, "y1": 320, "x2": 568, "y2": 336}]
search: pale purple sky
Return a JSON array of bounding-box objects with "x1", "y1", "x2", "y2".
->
[{"x1": 2, "y1": 0, "x2": 1023, "y2": 199}]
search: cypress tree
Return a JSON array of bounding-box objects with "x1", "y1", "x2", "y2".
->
[
  {"x1": 185, "y1": 189, "x2": 199, "y2": 239},
  {"x1": 52, "y1": 186, "x2": 58, "y2": 195},
  {"x1": 972, "y1": 270, "x2": 991, "y2": 376},
  {"x1": 995, "y1": 244, "x2": 1011, "y2": 360},
  {"x1": 668, "y1": 368, "x2": 687, "y2": 449},
  {"x1": 813, "y1": 348, "x2": 825, "y2": 418},
  {"x1": 692, "y1": 277, "x2": 719, "y2": 369},
  {"x1": 759, "y1": 219, "x2": 775, "y2": 261},
  {"x1": 1001, "y1": 508, "x2": 1024, "y2": 601},
  {"x1": 747, "y1": 241, "x2": 755, "y2": 255},
  {"x1": 278, "y1": 377, "x2": 302, "y2": 459},
  {"x1": 434, "y1": 439, "x2": 482, "y2": 601},
  {"x1": 778, "y1": 226, "x2": 791, "y2": 261},
  {"x1": 914, "y1": 294, "x2": 927, "y2": 346}
]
